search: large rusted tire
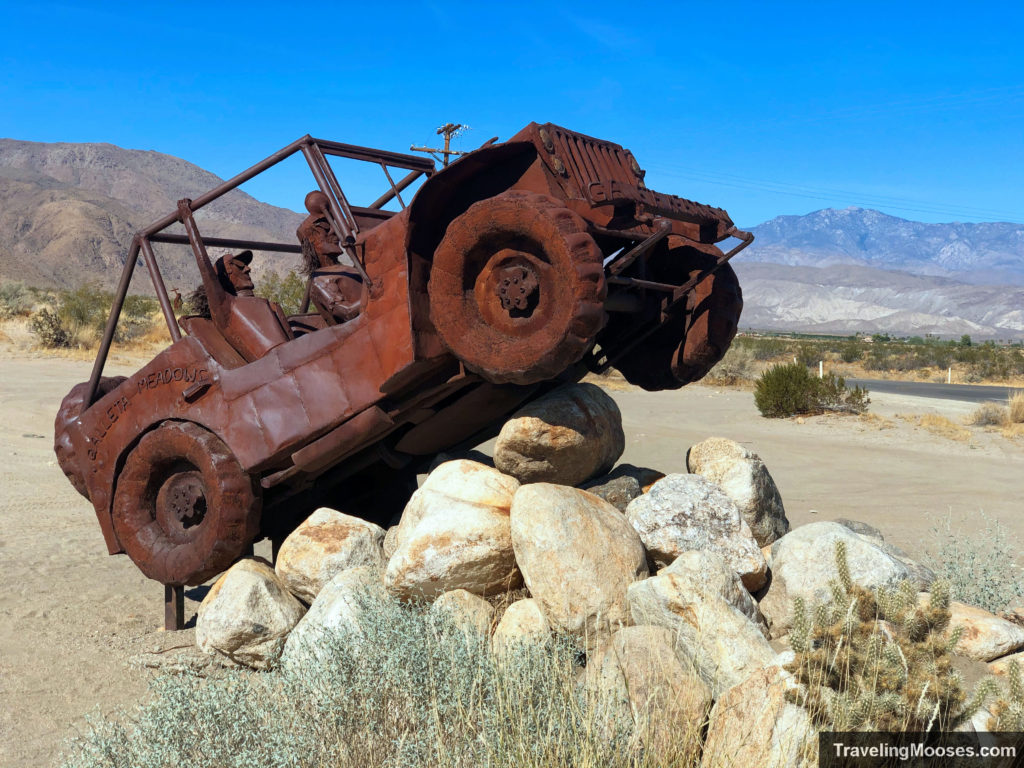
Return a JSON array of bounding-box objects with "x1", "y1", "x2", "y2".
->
[
  {"x1": 54, "y1": 376, "x2": 127, "y2": 499},
  {"x1": 428, "y1": 191, "x2": 607, "y2": 385},
  {"x1": 112, "y1": 421, "x2": 260, "y2": 585},
  {"x1": 612, "y1": 246, "x2": 742, "y2": 390}
]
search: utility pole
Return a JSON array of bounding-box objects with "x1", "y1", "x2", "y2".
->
[{"x1": 411, "y1": 123, "x2": 469, "y2": 167}]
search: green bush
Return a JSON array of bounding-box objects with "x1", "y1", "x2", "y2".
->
[
  {"x1": 0, "y1": 280, "x2": 33, "y2": 318},
  {"x1": 838, "y1": 341, "x2": 862, "y2": 363},
  {"x1": 754, "y1": 363, "x2": 869, "y2": 418},
  {"x1": 28, "y1": 284, "x2": 158, "y2": 348},
  {"x1": 257, "y1": 270, "x2": 306, "y2": 315}
]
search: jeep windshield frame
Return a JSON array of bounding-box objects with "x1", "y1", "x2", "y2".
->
[{"x1": 84, "y1": 135, "x2": 435, "y2": 407}]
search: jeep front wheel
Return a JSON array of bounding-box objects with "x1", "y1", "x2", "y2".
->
[{"x1": 111, "y1": 421, "x2": 261, "y2": 585}]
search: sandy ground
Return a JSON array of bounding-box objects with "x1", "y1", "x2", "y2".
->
[{"x1": 1, "y1": 353, "x2": 1023, "y2": 767}]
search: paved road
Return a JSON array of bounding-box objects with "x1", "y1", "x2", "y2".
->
[{"x1": 846, "y1": 378, "x2": 1023, "y2": 404}]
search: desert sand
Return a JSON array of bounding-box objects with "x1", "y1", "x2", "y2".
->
[{"x1": 1, "y1": 352, "x2": 1022, "y2": 767}]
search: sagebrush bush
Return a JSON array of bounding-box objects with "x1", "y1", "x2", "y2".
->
[
  {"x1": 0, "y1": 279, "x2": 33, "y2": 318},
  {"x1": 786, "y1": 542, "x2": 995, "y2": 732},
  {"x1": 754, "y1": 363, "x2": 869, "y2": 418},
  {"x1": 925, "y1": 512, "x2": 1024, "y2": 614},
  {"x1": 62, "y1": 590, "x2": 696, "y2": 768}
]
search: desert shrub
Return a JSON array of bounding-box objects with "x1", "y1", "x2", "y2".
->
[
  {"x1": 754, "y1": 363, "x2": 869, "y2": 418},
  {"x1": 61, "y1": 590, "x2": 695, "y2": 768},
  {"x1": 739, "y1": 336, "x2": 787, "y2": 361},
  {"x1": 926, "y1": 512, "x2": 1024, "y2": 614},
  {"x1": 1008, "y1": 392, "x2": 1024, "y2": 424},
  {"x1": 705, "y1": 343, "x2": 757, "y2": 385},
  {"x1": 0, "y1": 279, "x2": 33, "y2": 318},
  {"x1": 838, "y1": 341, "x2": 862, "y2": 363},
  {"x1": 29, "y1": 307, "x2": 71, "y2": 347},
  {"x1": 28, "y1": 284, "x2": 158, "y2": 348},
  {"x1": 786, "y1": 542, "x2": 995, "y2": 731},
  {"x1": 969, "y1": 402, "x2": 1008, "y2": 426},
  {"x1": 795, "y1": 342, "x2": 819, "y2": 368},
  {"x1": 257, "y1": 270, "x2": 306, "y2": 316}
]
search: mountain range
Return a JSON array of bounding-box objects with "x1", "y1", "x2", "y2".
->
[{"x1": 0, "y1": 138, "x2": 1021, "y2": 338}]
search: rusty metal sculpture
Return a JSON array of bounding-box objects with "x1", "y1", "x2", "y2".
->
[{"x1": 53, "y1": 123, "x2": 752, "y2": 626}]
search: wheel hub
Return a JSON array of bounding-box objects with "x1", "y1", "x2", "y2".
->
[
  {"x1": 158, "y1": 471, "x2": 207, "y2": 531},
  {"x1": 494, "y1": 262, "x2": 540, "y2": 313}
]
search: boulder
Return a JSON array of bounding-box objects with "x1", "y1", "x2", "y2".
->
[
  {"x1": 581, "y1": 464, "x2": 665, "y2": 511},
  {"x1": 383, "y1": 460, "x2": 520, "y2": 600},
  {"x1": 587, "y1": 626, "x2": 712, "y2": 763},
  {"x1": 835, "y1": 519, "x2": 935, "y2": 590},
  {"x1": 430, "y1": 589, "x2": 494, "y2": 636},
  {"x1": 759, "y1": 521, "x2": 916, "y2": 636},
  {"x1": 510, "y1": 484, "x2": 647, "y2": 647},
  {"x1": 946, "y1": 601, "x2": 1024, "y2": 662},
  {"x1": 197, "y1": 558, "x2": 306, "y2": 670},
  {"x1": 686, "y1": 437, "x2": 789, "y2": 546},
  {"x1": 988, "y1": 651, "x2": 1024, "y2": 677},
  {"x1": 492, "y1": 599, "x2": 550, "y2": 653},
  {"x1": 494, "y1": 383, "x2": 625, "y2": 486},
  {"x1": 627, "y1": 550, "x2": 774, "y2": 697},
  {"x1": 275, "y1": 508, "x2": 385, "y2": 603},
  {"x1": 625, "y1": 473, "x2": 767, "y2": 590},
  {"x1": 701, "y1": 665, "x2": 816, "y2": 768},
  {"x1": 282, "y1": 566, "x2": 383, "y2": 667}
]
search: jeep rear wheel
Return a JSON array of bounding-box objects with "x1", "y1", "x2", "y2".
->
[
  {"x1": 611, "y1": 246, "x2": 742, "y2": 390},
  {"x1": 112, "y1": 421, "x2": 260, "y2": 585},
  {"x1": 428, "y1": 191, "x2": 607, "y2": 385}
]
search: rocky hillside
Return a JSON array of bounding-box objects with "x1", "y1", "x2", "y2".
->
[
  {"x1": 733, "y1": 261, "x2": 1024, "y2": 338},
  {"x1": 0, "y1": 139, "x2": 304, "y2": 290},
  {"x1": 746, "y1": 207, "x2": 1024, "y2": 285}
]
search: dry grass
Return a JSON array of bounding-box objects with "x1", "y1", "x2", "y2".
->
[
  {"x1": 898, "y1": 413, "x2": 972, "y2": 442},
  {"x1": 969, "y1": 402, "x2": 1008, "y2": 427},
  {"x1": 858, "y1": 412, "x2": 894, "y2": 430},
  {"x1": 1008, "y1": 391, "x2": 1024, "y2": 424}
]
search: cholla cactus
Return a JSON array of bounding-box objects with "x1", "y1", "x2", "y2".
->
[
  {"x1": 785, "y1": 541, "x2": 990, "y2": 732},
  {"x1": 988, "y1": 661, "x2": 1024, "y2": 730}
]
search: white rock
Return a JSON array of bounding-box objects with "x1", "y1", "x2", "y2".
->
[
  {"x1": 627, "y1": 550, "x2": 774, "y2": 698},
  {"x1": 197, "y1": 558, "x2": 306, "y2": 670},
  {"x1": 947, "y1": 601, "x2": 1024, "y2": 662},
  {"x1": 625, "y1": 473, "x2": 767, "y2": 591},
  {"x1": 383, "y1": 460, "x2": 520, "y2": 600},
  {"x1": 510, "y1": 483, "x2": 648, "y2": 648},
  {"x1": 275, "y1": 508, "x2": 385, "y2": 603},
  {"x1": 687, "y1": 437, "x2": 790, "y2": 547},
  {"x1": 430, "y1": 589, "x2": 494, "y2": 636},
  {"x1": 701, "y1": 665, "x2": 816, "y2": 768},
  {"x1": 492, "y1": 599, "x2": 550, "y2": 654},
  {"x1": 281, "y1": 566, "x2": 383, "y2": 666},
  {"x1": 759, "y1": 521, "x2": 914, "y2": 636},
  {"x1": 494, "y1": 383, "x2": 625, "y2": 486}
]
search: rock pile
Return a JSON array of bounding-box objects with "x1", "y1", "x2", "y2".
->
[{"x1": 195, "y1": 382, "x2": 1024, "y2": 765}]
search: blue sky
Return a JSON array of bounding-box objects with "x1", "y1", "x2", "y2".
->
[{"x1": 1, "y1": 1, "x2": 1022, "y2": 225}]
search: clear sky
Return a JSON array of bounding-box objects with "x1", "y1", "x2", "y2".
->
[{"x1": 2, "y1": 1, "x2": 1022, "y2": 226}]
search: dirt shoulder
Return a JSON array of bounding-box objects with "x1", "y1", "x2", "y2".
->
[{"x1": 1, "y1": 354, "x2": 1022, "y2": 767}]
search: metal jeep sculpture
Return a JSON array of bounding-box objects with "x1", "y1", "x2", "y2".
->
[{"x1": 54, "y1": 122, "x2": 751, "y2": 598}]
